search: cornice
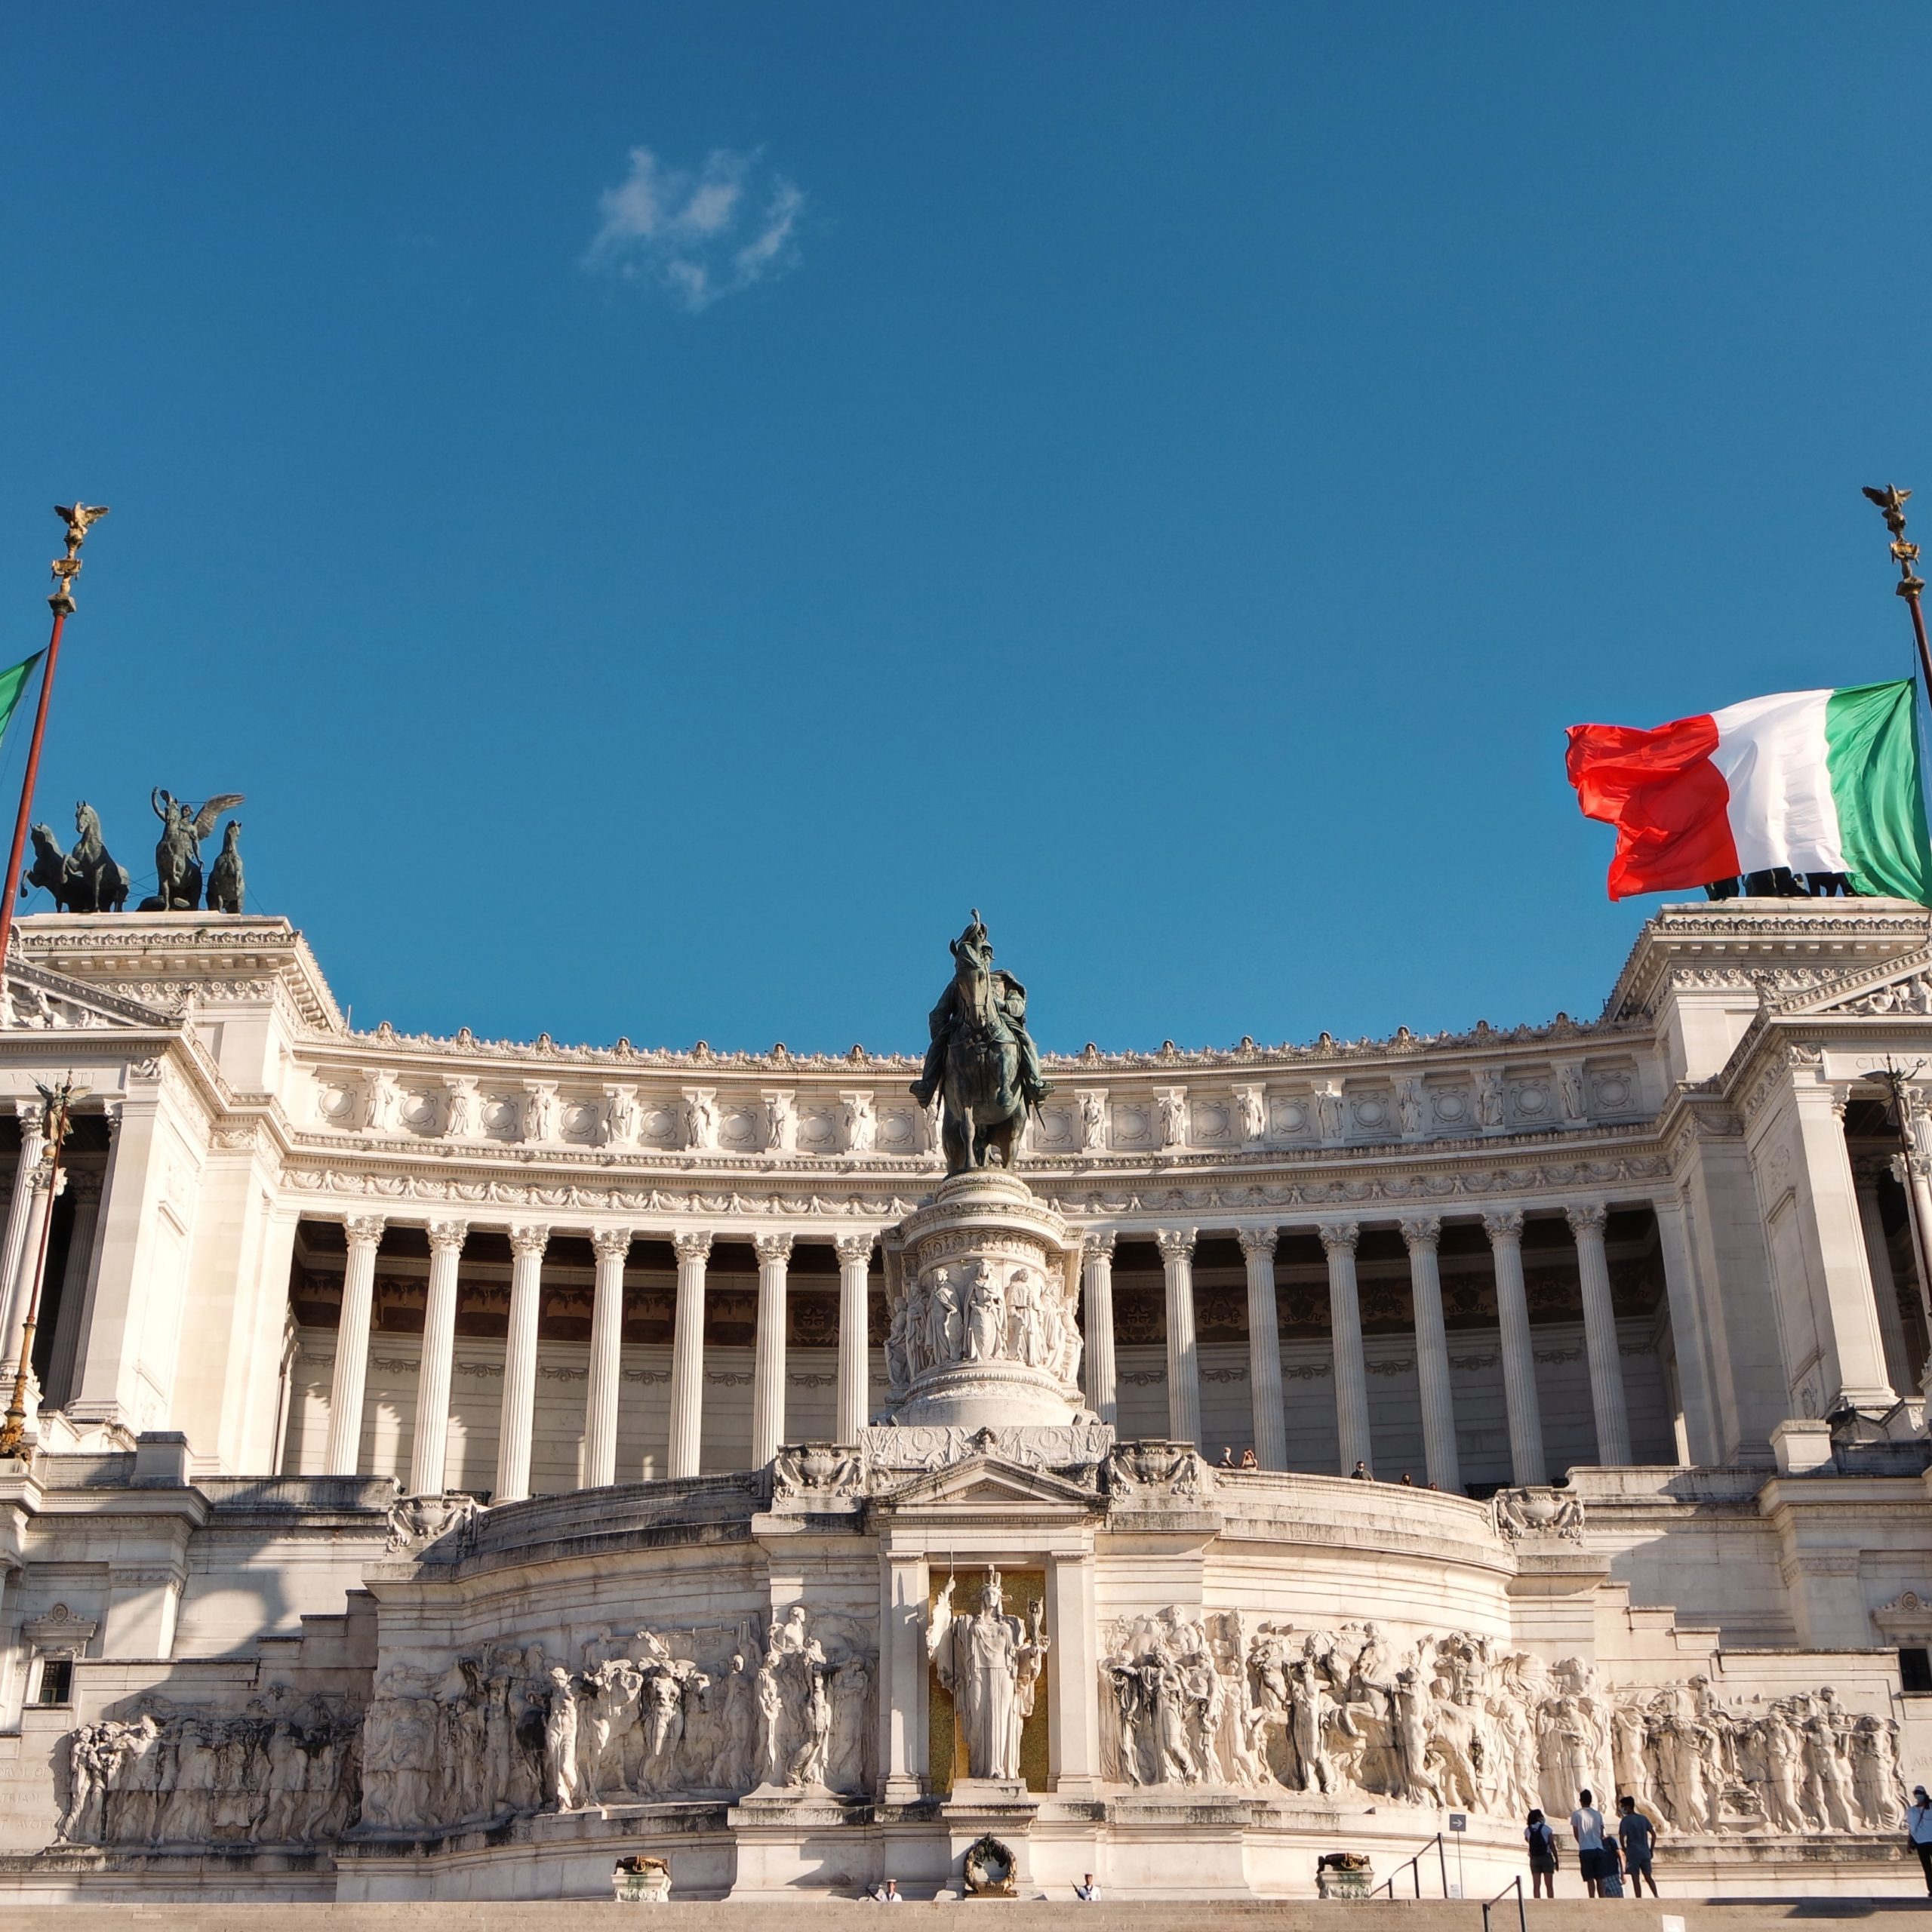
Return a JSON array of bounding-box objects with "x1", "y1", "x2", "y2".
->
[{"x1": 1603, "y1": 898, "x2": 1932, "y2": 1022}]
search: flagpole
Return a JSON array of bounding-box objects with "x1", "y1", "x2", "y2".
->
[
  {"x1": 0, "y1": 504, "x2": 109, "y2": 971},
  {"x1": 1863, "y1": 485, "x2": 1932, "y2": 691}
]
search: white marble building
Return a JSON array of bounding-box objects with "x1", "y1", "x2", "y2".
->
[{"x1": 0, "y1": 901, "x2": 1929, "y2": 1900}]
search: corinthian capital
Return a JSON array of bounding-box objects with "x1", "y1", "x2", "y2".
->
[
  {"x1": 1237, "y1": 1226, "x2": 1278, "y2": 1260},
  {"x1": 834, "y1": 1232, "x2": 876, "y2": 1267},
  {"x1": 344, "y1": 1214, "x2": 386, "y2": 1253},
  {"x1": 1081, "y1": 1230, "x2": 1116, "y2": 1264},
  {"x1": 1154, "y1": 1227, "x2": 1196, "y2": 1264},
  {"x1": 426, "y1": 1219, "x2": 469, "y2": 1255},
  {"x1": 591, "y1": 1227, "x2": 634, "y2": 1263},
  {"x1": 1398, "y1": 1215, "x2": 1441, "y2": 1251},
  {"x1": 1481, "y1": 1209, "x2": 1525, "y2": 1243},
  {"x1": 673, "y1": 1231, "x2": 713, "y2": 1266},
  {"x1": 1564, "y1": 1202, "x2": 1608, "y2": 1240},
  {"x1": 1317, "y1": 1220, "x2": 1359, "y2": 1254},
  {"x1": 754, "y1": 1232, "x2": 795, "y2": 1267},
  {"x1": 508, "y1": 1223, "x2": 551, "y2": 1259}
]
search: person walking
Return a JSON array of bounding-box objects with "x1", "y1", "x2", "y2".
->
[
  {"x1": 1908, "y1": 1785, "x2": 1932, "y2": 1894},
  {"x1": 1617, "y1": 1794, "x2": 1661, "y2": 1899},
  {"x1": 1571, "y1": 1788, "x2": 1609, "y2": 1898},
  {"x1": 1524, "y1": 1807, "x2": 1559, "y2": 1897}
]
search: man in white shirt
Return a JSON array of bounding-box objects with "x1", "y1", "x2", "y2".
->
[
  {"x1": 1570, "y1": 1787, "x2": 1608, "y2": 1898},
  {"x1": 1075, "y1": 1875, "x2": 1101, "y2": 1901},
  {"x1": 1908, "y1": 1786, "x2": 1932, "y2": 1894}
]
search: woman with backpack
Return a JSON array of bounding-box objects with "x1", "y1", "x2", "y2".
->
[{"x1": 1524, "y1": 1808, "x2": 1558, "y2": 1897}]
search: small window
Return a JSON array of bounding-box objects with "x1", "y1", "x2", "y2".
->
[
  {"x1": 34, "y1": 1657, "x2": 72, "y2": 1706},
  {"x1": 1900, "y1": 1646, "x2": 1932, "y2": 1694}
]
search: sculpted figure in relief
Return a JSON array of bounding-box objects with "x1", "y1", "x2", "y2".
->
[
  {"x1": 964, "y1": 1260, "x2": 1006, "y2": 1363},
  {"x1": 682, "y1": 1089, "x2": 718, "y2": 1151},
  {"x1": 1079, "y1": 1090, "x2": 1107, "y2": 1151},
  {"x1": 1395, "y1": 1078, "x2": 1423, "y2": 1136},
  {"x1": 927, "y1": 1570, "x2": 1048, "y2": 1783},
  {"x1": 841, "y1": 1093, "x2": 875, "y2": 1154},
  {"x1": 1235, "y1": 1086, "x2": 1266, "y2": 1146},
  {"x1": 764, "y1": 1091, "x2": 795, "y2": 1153},
  {"x1": 1095, "y1": 1614, "x2": 1902, "y2": 1839}
]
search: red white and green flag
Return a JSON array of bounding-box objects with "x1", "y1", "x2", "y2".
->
[{"x1": 1565, "y1": 678, "x2": 1932, "y2": 903}]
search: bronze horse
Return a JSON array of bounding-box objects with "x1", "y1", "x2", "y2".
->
[{"x1": 933, "y1": 916, "x2": 1029, "y2": 1174}]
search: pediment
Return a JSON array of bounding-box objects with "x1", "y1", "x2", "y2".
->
[
  {"x1": 872, "y1": 1453, "x2": 1100, "y2": 1515},
  {"x1": 2, "y1": 959, "x2": 180, "y2": 1034},
  {"x1": 1772, "y1": 945, "x2": 1932, "y2": 1020}
]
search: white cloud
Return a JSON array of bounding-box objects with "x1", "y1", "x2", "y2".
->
[{"x1": 585, "y1": 146, "x2": 804, "y2": 311}]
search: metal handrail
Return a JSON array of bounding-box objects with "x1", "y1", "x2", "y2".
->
[
  {"x1": 1481, "y1": 1874, "x2": 1527, "y2": 1932},
  {"x1": 1370, "y1": 1832, "x2": 1448, "y2": 1899}
]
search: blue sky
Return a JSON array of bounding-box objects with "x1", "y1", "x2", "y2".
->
[{"x1": 0, "y1": 5, "x2": 1925, "y2": 1057}]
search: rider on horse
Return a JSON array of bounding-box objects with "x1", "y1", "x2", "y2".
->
[{"x1": 909, "y1": 912, "x2": 1053, "y2": 1115}]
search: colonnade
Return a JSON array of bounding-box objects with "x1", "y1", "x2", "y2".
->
[
  {"x1": 307, "y1": 1199, "x2": 1659, "y2": 1497},
  {"x1": 0, "y1": 1099, "x2": 115, "y2": 1411},
  {"x1": 1080, "y1": 1204, "x2": 1638, "y2": 1488},
  {"x1": 318, "y1": 1219, "x2": 876, "y2": 1501}
]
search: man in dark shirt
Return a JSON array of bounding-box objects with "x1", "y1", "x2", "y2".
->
[{"x1": 1617, "y1": 1795, "x2": 1661, "y2": 1899}]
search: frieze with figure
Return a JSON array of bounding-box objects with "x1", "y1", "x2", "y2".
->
[{"x1": 1097, "y1": 1611, "x2": 1906, "y2": 1838}]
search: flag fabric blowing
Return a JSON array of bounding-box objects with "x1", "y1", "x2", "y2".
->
[{"x1": 1565, "y1": 678, "x2": 1932, "y2": 903}]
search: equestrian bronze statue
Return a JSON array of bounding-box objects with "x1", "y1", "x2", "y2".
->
[{"x1": 910, "y1": 911, "x2": 1053, "y2": 1175}]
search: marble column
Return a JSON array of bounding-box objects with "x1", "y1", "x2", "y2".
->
[
  {"x1": 835, "y1": 1233, "x2": 874, "y2": 1442},
  {"x1": 1, "y1": 1162, "x2": 63, "y2": 1407},
  {"x1": 325, "y1": 1216, "x2": 386, "y2": 1476},
  {"x1": 752, "y1": 1232, "x2": 793, "y2": 1466},
  {"x1": 0, "y1": 1103, "x2": 47, "y2": 1366},
  {"x1": 494, "y1": 1223, "x2": 549, "y2": 1504},
  {"x1": 1855, "y1": 1169, "x2": 1917, "y2": 1397},
  {"x1": 1046, "y1": 1546, "x2": 1100, "y2": 1795},
  {"x1": 408, "y1": 1219, "x2": 467, "y2": 1496},
  {"x1": 1238, "y1": 1228, "x2": 1285, "y2": 1469},
  {"x1": 1484, "y1": 1210, "x2": 1547, "y2": 1487},
  {"x1": 1321, "y1": 1220, "x2": 1372, "y2": 1474},
  {"x1": 46, "y1": 1106, "x2": 118, "y2": 1413},
  {"x1": 1400, "y1": 1215, "x2": 1460, "y2": 1494},
  {"x1": 879, "y1": 1546, "x2": 930, "y2": 1802},
  {"x1": 583, "y1": 1227, "x2": 632, "y2": 1488},
  {"x1": 42, "y1": 1166, "x2": 103, "y2": 1411},
  {"x1": 1155, "y1": 1227, "x2": 1199, "y2": 1447},
  {"x1": 1081, "y1": 1232, "x2": 1118, "y2": 1426},
  {"x1": 1651, "y1": 1195, "x2": 1721, "y2": 1467},
  {"x1": 667, "y1": 1232, "x2": 711, "y2": 1479},
  {"x1": 1566, "y1": 1202, "x2": 1632, "y2": 1466}
]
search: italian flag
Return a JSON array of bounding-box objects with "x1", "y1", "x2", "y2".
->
[{"x1": 1566, "y1": 678, "x2": 1932, "y2": 902}]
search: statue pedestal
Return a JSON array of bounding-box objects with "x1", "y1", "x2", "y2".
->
[
  {"x1": 725, "y1": 1783, "x2": 869, "y2": 1899},
  {"x1": 939, "y1": 1780, "x2": 1040, "y2": 1900},
  {"x1": 882, "y1": 1171, "x2": 1088, "y2": 1432}
]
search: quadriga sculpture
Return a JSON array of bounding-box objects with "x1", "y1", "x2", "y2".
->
[
  {"x1": 21, "y1": 803, "x2": 130, "y2": 915},
  {"x1": 1096, "y1": 1612, "x2": 1906, "y2": 1839},
  {"x1": 145, "y1": 789, "x2": 243, "y2": 911}
]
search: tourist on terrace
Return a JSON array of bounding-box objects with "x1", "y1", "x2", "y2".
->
[
  {"x1": 1617, "y1": 1795, "x2": 1660, "y2": 1898},
  {"x1": 1350, "y1": 1460, "x2": 1371, "y2": 1480},
  {"x1": 1239, "y1": 1447, "x2": 1257, "y2": 1469},
  {"x1": 1571, "y1": 1789, "x2": 1609, "y2": 1897},
  {"x1": 1075, "y1": 1874, "x2": 1101, "y2": 1900},
  {"x1": 1909, "y1": 1787, "x2": 1932, "y2": 1892},
  {"x1": 1524, "y1": 1809, "x2": 1558, "y2": 1897}
]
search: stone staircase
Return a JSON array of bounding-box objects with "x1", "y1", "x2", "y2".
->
[{"x1": 0, "y1": 1904, "x2": 1927, "y2": 1930}]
